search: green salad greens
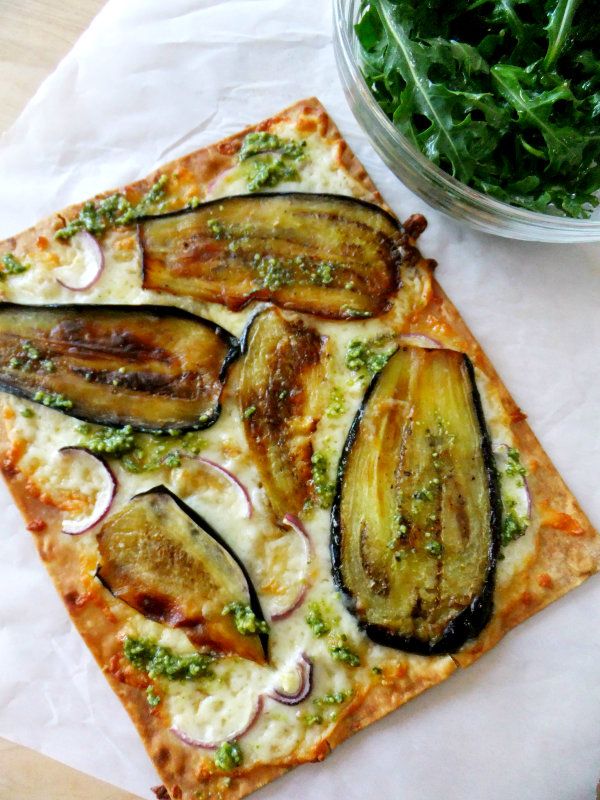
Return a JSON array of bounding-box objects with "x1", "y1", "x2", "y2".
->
[{"x1": 356, "y1": 0, "x2": 600, "y2": 218}]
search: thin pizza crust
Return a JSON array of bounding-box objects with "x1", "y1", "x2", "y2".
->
[{"x1": 0, "y1": 97, "x2": 598, "y2": 800}]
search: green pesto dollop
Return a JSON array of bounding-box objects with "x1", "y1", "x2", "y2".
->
[
  {"x1": 7, "y1": 340, "x2": 55, "y2": 375},
  {"x1": 326, "y1": 386, "x2": 346, "y2": 418},
  {"x1": 345, "y1": 338, "x2": 397, "y2": 382},
  {"x1": 247, "y1": 157, "x2": 300, "y2": 193},
  {"x1": 328, "y1": 636, "x2": 361, "y2": 667},
  {"x1": 305, "y1": 602, "x2": 331, "y2": 638},
  {"x1": 75, "y1": 423, "x2": 206, "y2": 472},
  {"x1": 505, "y1": 447, "x2": 527, "y2": 482},
  {"x1": 120, "y1": 430, "x2": 207, "y2": 473},
  {"x1": 145, "y1": 685, "x2": 161, "y2": 707},
  {"x1": 214, "y1": 741, "x2": 243, "y2": 771},
  {"x1": 1, "y1": 253, "x2": 28, "y2": 279},
  {"x1": 55, "y1": 175, "x2": 168, "y2": 240},
  {"x1": 501, "y1": 499, "x2": 528, "y2": 547},
  {"x1": 252, "y1": 254, "x2": 293, "y2": 290},
  {"x1": 304, "y1": 690, "x2": 353, "y2": 725},
  {"x1": 498, "y1": 446, "x2": 529, "y2": 548},
  {"x1": 238, "y1": 131, "x2": 306, "y2": 193},
  {"x1": 77, "y1": 423, "x2": 136, "y2": 456},
  {"x1": 239, "y1": 131, "x2": 306, "y2": 162},
  {"x1": 123, "y1": 637, "x2": 215, "y2": 681},
  {"x1": 222, "y1": 602, "x2": 269, "y2": 636},
  {"x1": 310, "y1": 451, "x2": 335, "y2": 508},
  {"x1": 314, "y1": 690, "x2": 352, "y2": 707},
  {"x1": 33, "y1": 390, "x2": 72, "y2": 410}
]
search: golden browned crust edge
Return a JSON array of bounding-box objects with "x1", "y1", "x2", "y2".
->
[{"x1": 0, "y1": 95, "x2": 598, "y2": 800}]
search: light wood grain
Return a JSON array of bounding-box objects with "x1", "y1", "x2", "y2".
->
[
  {"x1": 0, "y1": 0, "x2": 107, "y2": 133},
  {"x1": 0, "y1": 736, "x2": 147, "y2": 800}
]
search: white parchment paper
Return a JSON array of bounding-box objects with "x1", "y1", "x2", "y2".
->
[{"x1": 0, "y1": 2, "x2": 598, "y2": 799}]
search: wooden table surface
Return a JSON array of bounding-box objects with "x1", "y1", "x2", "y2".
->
[
  {"x1": 0, "y1": 0, "x2": 106, "y2": 133},
  {"x1": 0, "y1": 736, "x2": 146, "y2": 800},
  {"x1": 0, "y1": 5, "x2": 151, "y2": 796}
]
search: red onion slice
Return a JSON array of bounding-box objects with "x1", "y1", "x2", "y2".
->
[
  {"x1": 179, "y1": 455, "x2": 253, "y2": 518},
  {"x1": 270, "y1": 515, "x2": 314, "y2": 622},
  {"x1": 55, "y1": 231, "x2": 105, "y2": 292},
  {"x1": 282, "y1": 513, "x2": 314, "y2": 556},
  {"x1": 58, "y1": 447, "x2": 116, "y2": 535},
  {"x1": 398, "y1": 333, "x2": 443, "y2": 349},
  {"x1": 270, "y1": 584, "x2": 308, "y2": 623},
  {"x1": 267, "y1": 652, "x2": 313, "y2": 706},
  {"x1": 205, "y1": 165, "x2": 236, "y2": 196},
  {"x1": 493, "y1": 443, "x2": 532, "y2": 521},
  {"x1": 171, "y1": 694, "x2": 264, "y2": 750}
]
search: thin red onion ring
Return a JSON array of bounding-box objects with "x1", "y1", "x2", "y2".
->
[
  {"x1": 171, "y1": 694, "x2": 264, "y2": 750},
  {"x1": 281, "y1": 513, "x2": 314, "y2": 559},
  {"x1": 270, "y1": 515, "x2": 314, "y2": 622},
  {"x1": 177, "y1": 455, "x2": 253, "y2": 518},
  {"x1": 205, "y1": 165, "x2": 236, "y2": 196},
  {"x1": 266, "y1": 652, "x2": 313, "y2": 706},
  {"x1": 58, "y1": 447, "x2": 116, "y2": 535},
  {"x1": 398, "y1": 333, "x2": 443, "y2": 349},
  {"x1": 270, "y1": 584, "x2": 309, "y2": 623},
  {"x1": 56, "y1": 231, "x2": 105, "y2": 291}
]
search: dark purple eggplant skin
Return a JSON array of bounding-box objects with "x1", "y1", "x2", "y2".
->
[
  {"x1": 330, "y1": 353, "x2": 502, "y2": 656},
  {"x1": 138, "y1": 192, "x2": 403, "y2": 227},
  {"x1": 96, "y1": 484, "x2": 269, "y2": 661},
  {"x1": 0, "y1": 303, "x2": 240, "y2": 432}
]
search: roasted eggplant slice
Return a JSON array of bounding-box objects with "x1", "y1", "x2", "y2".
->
[
  {"x1": 140, "y1": 193, "x2": 401, "y2": 319},
  {"x1": 331, "y1": 347, "x2": 501, "y2": 655},
  {"x1": 0, "y1": 304, "x2": 238, "y2": 431},
  {"x1": 239, "y1": 307, "x2": 325, "y2": 520},
  {"x1": 97, "y1": 486, "x2": 268, "y2": 664}
]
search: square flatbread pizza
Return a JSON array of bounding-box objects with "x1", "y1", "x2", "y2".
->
[{"x1": 0, "y1": 97, "x2": 597, "y2": 800}]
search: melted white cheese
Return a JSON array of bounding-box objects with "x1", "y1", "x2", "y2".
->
[{"x1": 0, "y1": 117, "x2": 537, "y2": 768}]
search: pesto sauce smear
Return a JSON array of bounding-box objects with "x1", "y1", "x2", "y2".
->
[
  {"x1": 345, "y1": 337, "x2": 397, "y2": 383},
  {"x1": 54, "y1": 175, "x2": 169, "y2": 240},
  {"x1": 76, "y1": 422, "x2": 206, "y2": 471},
  {"x1": 123, "y1": 637, "x2": 216, "y2": 681},
  {"x1": 222, "y1": 602, "x2": 269, "y2": 636},
  {"x1": 305, "y1": 601, "x2": 361, "y2": 668},
  {"x1": 238, "y1": 131, "x2": 307, "y2": 193},
  {"x1": 497, "y1": 446, "x2": 530, "y2": 547},
  {"x1": 214, "y1": 741, "x2": 243, "y2": 771},
  {"x1": 0, "y1": 253, "x2": 29, "y2": 280},
  {"x1": 32, "y1": 390, "x2": 73, "y2": 410}
]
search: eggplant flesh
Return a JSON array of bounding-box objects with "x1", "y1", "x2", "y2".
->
[
  {"x1": 0, "y1": 304, "x2": 238, "y2": 431},
  {"x1": 97, "y1": 486, "x2": 268, "y2": 664},
  {"x1": 140, "y1": 193, "x2": 402, "y2": 319},
  {"x1": 332, "y1": 347, "x2": 500, "y2": 655},
  {"x1": 239, "y1": 307, "x2": 325, "y2": 521}
]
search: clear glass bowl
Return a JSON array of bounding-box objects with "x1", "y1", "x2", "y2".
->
[{"x1": 333, "y1": 0, "x2": 600, "y2": 243}]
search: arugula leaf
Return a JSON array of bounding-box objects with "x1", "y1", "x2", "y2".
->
[
  {"x1": 490, "y1": 64, "x2": 588, "y2": 173},
  {"x1": 360, "y1": 2, "x2": 508, "y2": 181},
  {"x1": 544, "y1": 0, "x2": 583, "y2": 70},
  {"x1": 356, "y1": 0, "x2": 600, "y2": 218}
]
